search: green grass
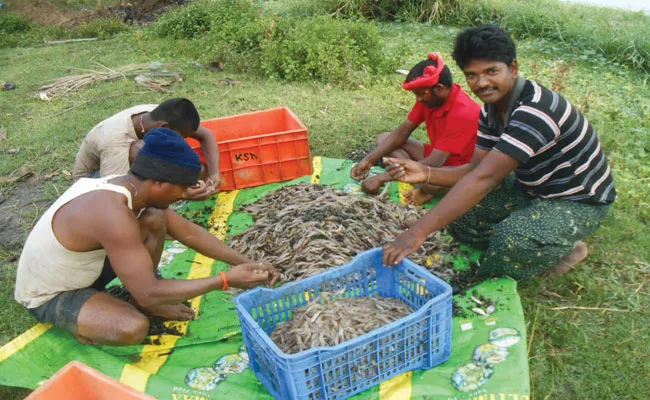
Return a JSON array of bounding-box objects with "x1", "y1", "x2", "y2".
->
[{"x1": 1, "y1": 15, "x2": 649, "y2": 400}]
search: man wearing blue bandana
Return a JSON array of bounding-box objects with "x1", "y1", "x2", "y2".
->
[{"x1": 15, "y1": 128, "x2": 280, "y2": 346}]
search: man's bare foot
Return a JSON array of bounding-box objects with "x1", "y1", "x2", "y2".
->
[
  {"x1": 361, "y1": 175, "x2": 387, "y2": 195},
  {"x1": 542, "y1": 241, "x2": 589, "y2": 277},
  {"x1": 147, "y1": 304, "x2": 195, "y2": 321},
  {"x1": 403, "y1": 188, "x2": 435, "y2": 206}
]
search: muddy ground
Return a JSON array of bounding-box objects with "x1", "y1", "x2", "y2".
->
[
  {"x1": 82, "y1": 0, "x2": 187, "y2": 25},
  {"x1": 3, "y1": 0, "x2": 186, "y2": 27},
  {"x1": 0, "y1": 180, "x2": 61, "y2": 266}
]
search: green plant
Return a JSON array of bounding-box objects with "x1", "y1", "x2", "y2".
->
[
  {"x1": 150, "y1": 1, "x2": 394, "y2": 85},
  {"x1": 260, "y1": 16, "x2": 390, "y2": 86},
  {"x1": 149, "y1": 0, "x2": 266, "y2": 72},
  {"x1": 0, "y1": 12, "x2": 30, "y2": 34},
  {"x1": 154, "y1": 1, "x2": 212, "y2": 39}
]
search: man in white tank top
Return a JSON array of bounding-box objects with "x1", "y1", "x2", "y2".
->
[{"x1": 15, "y1": 128, "x2": 280, "y2": 346}]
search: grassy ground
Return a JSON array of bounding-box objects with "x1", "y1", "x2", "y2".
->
[{"x1": 1, "y1": 19, "x2": 649, "y2": 400}]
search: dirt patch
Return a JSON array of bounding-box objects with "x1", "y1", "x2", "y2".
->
[
  {"x1": 0, "y1": 180, "x2": 59, "y2": 264},
  {"x1": 76, "y1": 0, "x2": 188, "y2": 25},
  {"x1": 3, "y1": 0, "x2": 186, "y2": 27}
]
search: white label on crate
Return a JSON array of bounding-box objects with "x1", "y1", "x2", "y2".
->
[
  {"x1": 460, "y1": 322, "x2": 473, "y2": 331},
  {"x1": 484, "y1": 320, "x2": 497, "y2": 326}
]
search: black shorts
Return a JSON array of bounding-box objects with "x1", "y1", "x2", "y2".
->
[
  {"x1": 27, "y1": 257, "x2": 117, "y2": 335},
  {"x1": 28, "y1": 288, "x2": 98, "y2": 335}
]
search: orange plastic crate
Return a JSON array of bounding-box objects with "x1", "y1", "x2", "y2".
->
[
  {"x1": 25, "y1": 361, "x2": 155, "y2": 400},
  {"x1": 186, "y1": 107, "x2": 312, "y2": 191}
]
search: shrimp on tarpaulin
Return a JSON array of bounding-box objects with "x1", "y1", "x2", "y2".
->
[{"x1": 228, "y1": 184, "x2": 460, "y2": 282}]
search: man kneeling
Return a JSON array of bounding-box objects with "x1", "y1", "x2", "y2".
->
[{"x1": 15, "y1": 128, "x2": 279, "y2": 346}]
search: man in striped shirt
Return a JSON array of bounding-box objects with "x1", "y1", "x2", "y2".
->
[{"x1": 381, "y1": 24, "x2": 615, "y2": 280}]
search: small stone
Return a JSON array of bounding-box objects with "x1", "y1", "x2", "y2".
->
[{"x1": 3, "y1": 80, "x2": 16, "y2": 91}]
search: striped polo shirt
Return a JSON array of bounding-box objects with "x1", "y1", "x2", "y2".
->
[{"x1": 476, "y1": 78, "x2": 616, "y2": 205}]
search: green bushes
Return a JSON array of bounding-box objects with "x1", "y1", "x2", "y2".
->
[
  {"x1": 155, "y1": 0, "x2": 265, "y2": 44},
  {"x1": 208, "y1": 0, "x2": 266, "y2": 52},
  {"x1": 154, "y1": 1, "x2": 212, "y2": 39},
  {"x1": 0, "y1": 12, "x2": 30, "y2": 34},
  {"x1": 153, "y1": 0, "x2": 393, "y2": 86},
  {"x1": 260, "y1": 16, "x2": 387, "y2": 85}
]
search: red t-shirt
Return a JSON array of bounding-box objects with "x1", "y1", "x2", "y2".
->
[{"x1": 407, "y1": 84, "x2": 480, "y2": 166}]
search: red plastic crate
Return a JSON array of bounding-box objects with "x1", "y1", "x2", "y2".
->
[
  {"x1": 186, "y1": 107, "x2": 312, "y2": 191},
  {"x1": 25, "y1": 361, "x2": 155, "y2": 400}
]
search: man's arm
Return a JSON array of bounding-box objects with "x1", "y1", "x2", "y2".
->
[
  {"x1": 385, "y1": 147, "x2": 488, "y2": 188},
  {"x1": 419, "y1": 149, "x2": 450, "y2": 168},
  {"x1": 367, "y1": 119, "x2": 418, "y2": 165},
  {"x1": 93, "y1": 201, "x2": 224, "y2": 308},
  {"x1": 351, "y1": 119, "x2": 418, "y2": 180},
  {"x1": 190, "y1": 126, "x2": 220, "y2": 178},
  {"x1": 383, "y1": 149, "x2": 519, "y2": 266},
  {"x1": 427, "y1": 147, "x2": 488, "y2": 186},
  {"x1": 165, "y1": 209, "x2": 252, "y2": 266}
]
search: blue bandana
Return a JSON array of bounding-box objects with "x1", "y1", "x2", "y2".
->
[{"x1": 130, "y1": 127, "x2": 201, "y2": 186}]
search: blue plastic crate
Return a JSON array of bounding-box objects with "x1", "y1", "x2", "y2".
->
[{"x1": 234, "y1": 248, "x2": 452, "y2": 400}]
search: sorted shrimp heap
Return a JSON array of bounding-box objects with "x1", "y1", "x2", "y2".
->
[
  {"x1": 228, "y1": 184, "x2": 458, "y2": 281},
  {"x1": 270, "y1": 293, "x2": 413, "y2": 354}
]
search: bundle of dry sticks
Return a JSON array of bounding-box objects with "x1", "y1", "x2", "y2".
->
[
  {"x1": 37, "y1": 62, "x2": 182, "y2": 100},
  {"x1": 228, "y1": 184, "x2": 458, "y2": 281}
]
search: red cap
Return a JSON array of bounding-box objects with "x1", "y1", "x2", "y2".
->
[{"x1": 402, "y1": 53, "x2": 446, "y2": 91}]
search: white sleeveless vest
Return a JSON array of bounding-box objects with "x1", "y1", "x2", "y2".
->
[{"x1": 15, "y1": 176, "x2": 133, "y2": 308}]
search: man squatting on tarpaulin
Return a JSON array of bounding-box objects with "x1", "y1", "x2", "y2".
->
[
  {"x1": 73, "y1": 98, "x2": 221, "y2": 201},
  {"x1": 383, "y1": 25, "x2": 615, "y2": 280},
  {"x1": 15, "y1": 129, "x2": 280, "y2": 346},
  {"x1": 351, "y1": 53, "x2": 480, "y2": 206}
]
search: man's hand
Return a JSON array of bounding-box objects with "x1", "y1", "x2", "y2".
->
[
  {"x1": 186, "y1": 180, "x2": 212, "y2": 200},
  {"x1": 205, "y1": 174, "x2": 221, "y2": 193},
  {"x1": 225, "y1": 263, "x2": 281, "y2": 289},
  {"x1": 351, "y1": 158, "x2": 372, "y2": 180},
  {"x1": 384, "y1": 157, "x2": 429, "y2": 184},
  {"x1": 206, "y1": 174, "x2": 221, "y2": 193},
  {"x1": 383, "y1": 230, "x2": 427, "y2": 267},
  {"x1": 186, "y1": 178, "x2": 220, "y2": 201},
  {"x1": 361, "y1": 175, "x2": 386, "y2": 194}
]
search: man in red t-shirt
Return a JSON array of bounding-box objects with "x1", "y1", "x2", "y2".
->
[{"x1": 351, "y1": 53, "x2": 480, "y2": 205}]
